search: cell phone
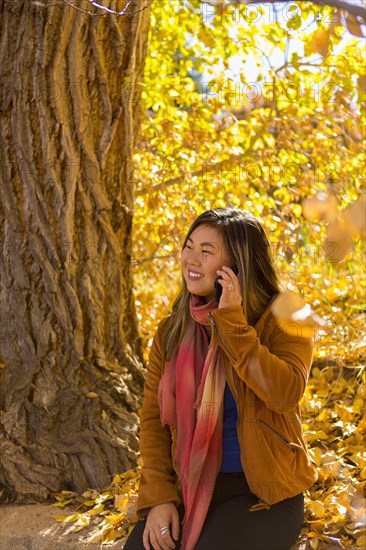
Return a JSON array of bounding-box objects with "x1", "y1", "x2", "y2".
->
[{"x1": 214, "y1": 265, "x2": 238, "y2": 303}]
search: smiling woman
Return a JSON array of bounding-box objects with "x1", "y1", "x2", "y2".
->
[
  {"x1": 123, "y1": 207, "x2": 317, "y2": 550},
  {"x1": 181, "y1": 225, "x2": 235, "y2": 304}
]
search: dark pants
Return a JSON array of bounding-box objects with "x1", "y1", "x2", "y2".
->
[{"x1": 123, "y1": 472, "x2": 304, "y2": 550}]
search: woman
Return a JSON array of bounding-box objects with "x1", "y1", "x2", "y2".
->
[{"x1": 124, "y1": 207, "x2": 317, "y2": 550}]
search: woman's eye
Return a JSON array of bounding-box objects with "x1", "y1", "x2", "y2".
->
[{"x1": 184, "y1": 244, "x2": 211, "y2": 254}]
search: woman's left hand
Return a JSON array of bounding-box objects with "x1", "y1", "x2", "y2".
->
[{"x1": 216, "y1": 266, "x2": 242, "y2": 309}]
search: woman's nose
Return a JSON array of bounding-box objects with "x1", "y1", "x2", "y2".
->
[{"x1": 187, "y1": 250, "x2": 202, "y2": 265}]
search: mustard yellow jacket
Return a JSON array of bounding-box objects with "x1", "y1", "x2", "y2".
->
[{"x1": 136, "y1": 302, "x2": 318, "y2": 520}]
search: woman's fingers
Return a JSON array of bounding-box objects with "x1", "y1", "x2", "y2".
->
[
  {"x1": 157, "y1": 525, "x2": 176, "y2": 549},
  {"x1": 143, "y1": 524, "x2": 176, "y2": 550},
  {"x1": 216, "y1": 266, "x2": 242, "y2": 308},
  {"x1": 218, "y1": 265, "x2": 238, "y2": 282},
  {"x1": 142, "y1": 526, "x2": 151, "y2": 550},
  {"x1": 216, "y1": 267, "x2": 237, "y2": 292},
  {"x1": 143, "y1": 503, "x2": 179, "y2": 550},
  {"x1": 150, "y1": 527, "x2": 174, "y2": 550},
  {"x1": 171, "y1": 507, "x2": 180, "y2": 541}
]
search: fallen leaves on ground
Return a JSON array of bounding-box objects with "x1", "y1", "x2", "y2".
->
[
  {"x1": 53, "y1": 466, "x2": 141, "y2": 545},
  {"x1": 297, "y1": 363, "x2": 366, "y2": 549}
]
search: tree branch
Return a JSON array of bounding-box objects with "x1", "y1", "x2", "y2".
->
[
  {"x1": 199, "y1": 0, "x2": 366, "y2": 20},
  {"x1": 62, "y1": 0, "x2": 154, "y2": 17}
]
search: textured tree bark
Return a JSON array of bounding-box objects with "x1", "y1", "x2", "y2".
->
[{"x1": 0, "y1": 0, "x2": 150, "y2": 502}]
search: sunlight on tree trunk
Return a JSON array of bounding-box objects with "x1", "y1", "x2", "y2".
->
[{"x1": 0, "y1": 0, "x2": 150, "y2": 501}]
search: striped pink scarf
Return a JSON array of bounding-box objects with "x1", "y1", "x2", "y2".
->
[{"x1": 158, "y1": 294, "x2": 226, "y2": 550}]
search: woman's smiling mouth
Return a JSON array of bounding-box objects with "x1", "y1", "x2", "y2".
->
[{"x1": 188, "y1": 270, "x2": 204, "y2": 280}]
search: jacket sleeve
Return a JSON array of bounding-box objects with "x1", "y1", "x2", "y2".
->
[
  {"x1": 209, "y1": 305, "x2": 314, "y2": 414},
  {"x1": 136, "y1": 317, "x2": 182, "y2": 520}
]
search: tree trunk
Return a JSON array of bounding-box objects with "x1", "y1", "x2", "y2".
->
[{"x1": 0, "y1": 0, "x2": 150, "y2": 502}]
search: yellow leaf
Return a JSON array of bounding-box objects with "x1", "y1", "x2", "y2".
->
[
  {"x1": 308, "y1": 501, "x2": 326, "y2": 518},
  {"x1": 270, "y1": 293, "x2": 322, "y2": 338},
  {"x1": 345, "y1": 14, "x2": 364, "y2": 37},
  {"x1": 351, "y1": 400, "x2": 364, "y2": 415},
  {"x1": 89, "y1": 503, "x2": 105, "y2": 515},
  {"x1": 121, "y1": 469, "x2": 139, "y2": 480},
  {"x1": 341, "y1": 198, "x2": 366, "y2": 238},
  {"x1": 302, "y1": 193, "x2": 338, "y2": 222},
  {"x1": 114, "y1": 494, "x2": 128, "y2": 512},
  {"x1": 324, "y1": 218, "x2": 354, "y2": 264},
  {"x1": 112, "y1": 474, "x2": 121, "y2": 485},
  {"x1": 55, "y1": 513, "x2": 80, "y2": 523},
  {"x1": 309, "y1": 447, "x2": 323, "y2": 467},
  {"x1": 102, "y1": 528, "x2": 119, "y2": 543},
  {"x1": 337, "y1": 404, "x2": 355, "y2": 422},
  {"x1": 345, "y1": 522, "x2": 366, "y2": 536},
  {"x1": 357, "y1": 535, "x2": 366, "y2": 547},
  {"x1": 305, "y1": 430, "x2": 329, "y2": 443},
  {"x1": 69, "y1": 516, "x2": 90, "y2": 532},
  {"x1": 292, "y1": 203, "x2": 302, "y2": 218},
  {"x1": 311, "y1": 29, "x2": 330, "y2": 57},
  {"x1": 83, "y1": 500, "x2": 96, "y2": 506}
]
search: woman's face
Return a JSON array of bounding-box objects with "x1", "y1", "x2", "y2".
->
[{"x1": 181, "y1": 224, "x2": 233, "y2": 302}]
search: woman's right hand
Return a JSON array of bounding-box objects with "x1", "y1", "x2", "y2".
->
[{"x1": 143, "y1": 502, "x2": 180, "y2": 550}]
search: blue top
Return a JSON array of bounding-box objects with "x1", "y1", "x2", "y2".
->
[
  {"x1": 220, "y1": 381, "x2": 244, "y2": 472},
  {"x1": 205, "y1": 332, "x2": 243, "y2": 472}
]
